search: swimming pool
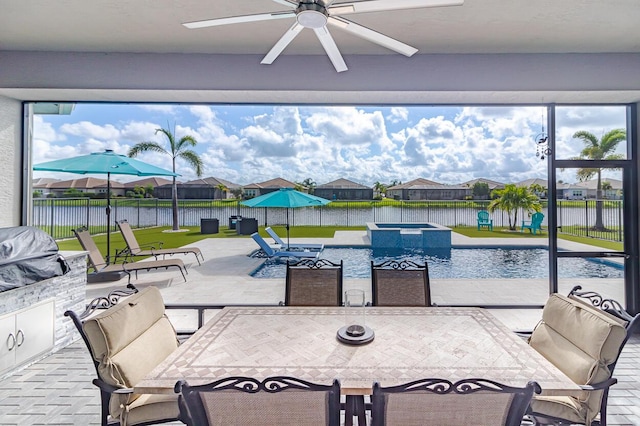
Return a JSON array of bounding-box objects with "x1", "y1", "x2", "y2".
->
[{"x1": 250, "y1": 247, "x2": 624, "y2": 279}]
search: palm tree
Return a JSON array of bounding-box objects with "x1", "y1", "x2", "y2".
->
[
  {"x1": 301, "y1": 178, "x2": 316, "y2": 194},
  {"x1": 128, "y1": 125, "x2": 203, "y2": 231},
  {"x1": 572, "y1": 129, "x2": 626, "y2": 230},
  {"x1": 216, "y1": 183, "x2": 228, "y2": 199},
  {"x1": 373, "y1": 181, "x2": 388, "y2": 198},
  {"x1": 488, "y1": 184, "x2": 541, "y2": 231}
]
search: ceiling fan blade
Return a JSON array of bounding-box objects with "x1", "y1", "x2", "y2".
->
[
  {"x1": 313, "y1": 26, "x2": 348, "y2": 73},
  {"x1": 271, "y1": 0, "x2": 297, "y2": 8},
  {"x1": 261, "y1": 22, "x2": 304, "y2": 64},
  {"x1": 183, "y1": 11, "x2": 295, "y2": 29},
  {"x1": 329, "y1": 0, "x2": 464, "y2": 16},
  {"x1": 328, "y1": 17, "x2": 417, "y2": 56}
]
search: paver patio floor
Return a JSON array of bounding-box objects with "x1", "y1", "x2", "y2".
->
[{"x1": 1, "y1": 231, "x2": 638, "y2": 425}]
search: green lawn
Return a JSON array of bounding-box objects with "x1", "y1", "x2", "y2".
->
[{"x1": 58, "y1": 224, "x2": 622, "y2": 259}]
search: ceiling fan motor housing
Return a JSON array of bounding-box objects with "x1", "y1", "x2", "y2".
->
[{"x1": 296, "y1": 2, "x2": 329, "y2": 28}]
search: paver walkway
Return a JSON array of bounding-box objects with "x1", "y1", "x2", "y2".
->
[{"x1": 1, "y1": 231, "x2": 638, "y2": 425}]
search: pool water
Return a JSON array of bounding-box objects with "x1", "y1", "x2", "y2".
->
[{"x1": 251, "y1": 247, "x2": 624, "y2": 279}]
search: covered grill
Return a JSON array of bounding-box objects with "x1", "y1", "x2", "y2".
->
[{"x1": 0, "y1": 226, "x2": 69, "y2": 292}]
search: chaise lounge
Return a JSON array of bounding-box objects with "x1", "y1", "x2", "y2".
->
[
  {"x1": 116, "y1": 219, "x2": 204, "y2": 265},
  {"x1": 73, "y1": 227, "x2": 187, "y2": 283},
  {"x1": 265, "y1": 226, "x2": 324, "y2": 251},
  {"x1": 251, "y1": 233, "x2": 319, "y2": 259}
]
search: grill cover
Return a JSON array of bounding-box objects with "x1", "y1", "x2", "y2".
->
[{"x1": 0, "y1": 226, "x2": 69, "y2": 292}]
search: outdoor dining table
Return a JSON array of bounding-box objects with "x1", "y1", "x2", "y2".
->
[{"x1": 135, "y1": 306, "x2": 579, "y2": 399}]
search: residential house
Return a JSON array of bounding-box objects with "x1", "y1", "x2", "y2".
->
[
  {"x1": 124, "y1": 177, "x2": 173, "y2": 197},
  {"x1": 387, "y1": 178, "x2": 467, "y2": 200},
  {"x1": 46, "y1": 177, "x2": 125, "y2": 197},
  {"x1": 462, "y1": 178, "x2": 505, "y2": 199},
  {"x1": 155, "y1": 177, "x2": 239, "y2": 199},
  {"x1": 314, "y1": 178, "x2": 373, "y2": 200},
  {"x1": 557, "y1": 182, "x2": 587, "y2": 200},
  {"x1": 243, "y1": 178, "x2": 298, "y2": 198},
  {"x1": 575, "y1": 178, "x2": 623, "y2": 200},
  {"x1": 32, "y1": 178, "x2": 60, "y2": 197}
]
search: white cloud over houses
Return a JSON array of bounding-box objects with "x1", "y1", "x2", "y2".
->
[{"x1": 32, "y1": 104, "x2": 629, "y2": 186}]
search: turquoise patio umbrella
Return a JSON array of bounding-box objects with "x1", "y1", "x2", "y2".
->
[
  {"x1": 34, "y1": 149, "x2": 179, "y2": 262},
  {"x1": 241, "y1": 188, "x2": 331, "y2": 248}
]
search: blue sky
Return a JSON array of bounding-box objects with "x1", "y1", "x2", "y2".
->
[{"x1": 32, "y1": 104, "x2": 628, "y2": 186}]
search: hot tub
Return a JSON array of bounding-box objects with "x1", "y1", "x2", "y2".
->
[{"x1": 366, "y1": 222, "x2": 452, "y2": 249}]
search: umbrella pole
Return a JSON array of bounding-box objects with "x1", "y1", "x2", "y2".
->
[
  {"x1": 106, "y1": 172, "x2": 111, "y2": 264},
  {"x1": 286, "y1": 208, "x2": 290, "y2": 250}
]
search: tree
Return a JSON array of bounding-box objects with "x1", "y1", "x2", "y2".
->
[
  {"x1": 216, "y1": 183, "x2": 228, "y2": 199},
  {"x1": 572, "y1": 129, "x2": 626, "y2": 230},
  {"x1": 144, "y1": 184, "x2": 155, "y2": 198},
  {"x1": 128, "y1": 125, "x2": 203, "y2": 231},
  {"x1": 528, "y1": 183, "x2": 546, "y2": 199},
  {"x1": 294, "y1": 178, "x2": 317, "y2": 194},
  {"x1": 488, "y1": 184, "x2": 542, "y2": 231},
  {"x1": 373, "y1": 181, "x2": 388, "y2": 199},
  {"x1": 471, "y1": 182, "x2": 490, "y2": 199}
]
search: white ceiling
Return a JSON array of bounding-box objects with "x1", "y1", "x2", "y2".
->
[
  {"x1": 3, "y1": 0, "x2": 639, "y2": 56},
  {"x1": 1, "y1": 0, "x2": 640, "y2": 104}
]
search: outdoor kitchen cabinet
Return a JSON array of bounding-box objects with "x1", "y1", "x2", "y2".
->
[{"x1": 0, "y1": 299, "x2": 55, "y2": 375}]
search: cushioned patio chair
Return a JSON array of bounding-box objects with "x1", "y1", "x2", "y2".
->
[
  {"x1": 73, "y1": 227, "x2": 187, "y2": 283},
  {"x1": 521, "y1": 212, "x2": 544, "y2": 234},
  {"x1": 372, "y1": 378, "x2": 540, "y2": 426},
  {"x1": 175, "y1": 376, "x2": 341, "y2": 426},
  {"x1": 283, "y1": 258, "x2": 343, "y2": 306},
  {"x1": 116, "y1": 219, "x2": 204, "y2": 265},
  {"x1": 65, "y1": 286, "x2": 181, "y2": 426},
  {"x1": 526, "y1": 286, "x2": 639, "y2": 426},
  {"x1": 477, "y1": 210, "x2": 493, "y2": 231},
  {"x1": 265, "y1": 226, "x2": 324, "y2": 251},
  {"x1": 251, "y1": 232, "x2": 319, "y2": 259},
  {"x1": 370, "y1": 260, "x2": 432, "y2": 306}
]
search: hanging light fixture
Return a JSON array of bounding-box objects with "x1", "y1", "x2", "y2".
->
[{"x1": 534, "y1": 110, "x2": 551, "y2": 160}]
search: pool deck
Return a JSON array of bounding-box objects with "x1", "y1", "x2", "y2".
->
[{"x1": 1, "y1": 231, "x2": 638, "y2": 425}]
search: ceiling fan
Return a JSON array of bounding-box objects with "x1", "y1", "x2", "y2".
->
[{"x1": 183, "y1": 0, "x2": 464, "y2": 72}]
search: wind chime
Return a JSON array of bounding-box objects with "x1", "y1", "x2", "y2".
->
[{"x1": 535, "y1": 111, "x2": 551, "y2": 160}]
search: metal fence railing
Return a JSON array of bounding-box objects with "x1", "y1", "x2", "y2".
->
[{"x1": 31, "y1": 198, "x2": 624, "y2": 243}]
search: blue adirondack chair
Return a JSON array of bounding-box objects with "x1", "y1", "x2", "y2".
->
[
  {"x1": 477, "y1": 210, "x2": 493, "y2": 231},
  {"x1": 521, "y1": 212, "x2": 544, "y2": 234}
]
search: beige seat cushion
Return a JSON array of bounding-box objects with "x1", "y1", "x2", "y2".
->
[
  {"x1": 121, "y1": 393, "x2": 180, "y2": 426},
  {"x1": 529, "y1": 395, "x2": 586, "y2": 425},
  {"x1": 81, "y1": 287, "x2": 179, "y2": 423},
  {"x1": 529, "y1": 293, "x2": 627, "y2": 423}
]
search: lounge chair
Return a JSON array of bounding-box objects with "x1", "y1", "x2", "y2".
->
[
  {"x1": 116, "y1": 219, "x2": 204, "y2": 265},
  {"x1": 73, "y1": 227, "x2": 187, "y2": 283},
  {"x1": 251, "y1": 233, "x2": 319, "y2": 259},
  {"x1": 265, "y1": 226, "x2": 324, "y2": 251},
  {"x1": 477, "y1": 210, "x2": 493, "y2": 231},
  {"x1": 521, "y1": 212, "x2": 544, "y2": 234}
]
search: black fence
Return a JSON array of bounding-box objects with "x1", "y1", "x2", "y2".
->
[{"x1": 31, "y1": 198, "x2": 624, "y2": 243}]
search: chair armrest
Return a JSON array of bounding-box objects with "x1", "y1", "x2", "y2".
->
[
  {"x1": 579, "y1": 377, "x2": 617, "y2": 391},
  {"x1": 138, "y1": 241, "x2": 164, "y2": 250},
  {"x1": 92, "y1": 378, "x2": 134, "y2": 395}
]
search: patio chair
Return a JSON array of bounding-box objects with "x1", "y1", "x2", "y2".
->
[
  {"x1": 265, "y1": 226, "x2": 325, "y2": 251},
  {"x1": 64, "y1": 286, "x2": 181, "y2": 426},
  {"x1": 116, "y1": 219, "x2": 204, "y2": 265},
  {"x1": 251, "y1": 232, "x2": 319, "y2": 259},
  {"x1": 175, "y1": 376, "x2": 341, "y2": 426},
  {"x1": 521, "y1": 212, "x2": 544, "y2": 234},
  {"x1": 73, "y1": 227, "x2": 187, "y2": 284},
  {"x1": 283, "y1": 258, "x2": 343, "y2": 306},
  {"x1": 371, "y1": 378, "x2": 540, "y2": 426},
  {"x1": 370, "y1": 260, "x2": 432, "y2": 306},
  {"x1": 477, "y1": 210, "x2": 493, "y2": 231},
  {"x1": 526, "y1": 286, "x2": 639, "y2": 426}
]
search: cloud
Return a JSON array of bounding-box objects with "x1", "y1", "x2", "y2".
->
[{"x1": 387, "y1": 107, "x2": 409, "y2": 123}]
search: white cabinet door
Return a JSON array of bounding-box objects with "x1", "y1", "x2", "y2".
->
[
  {"x1": 15, "y1": 301, "x2": 55, "y2": 365},
  {"x1": 0, "y1": 314, "x2": 16, "y2": 373}
]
